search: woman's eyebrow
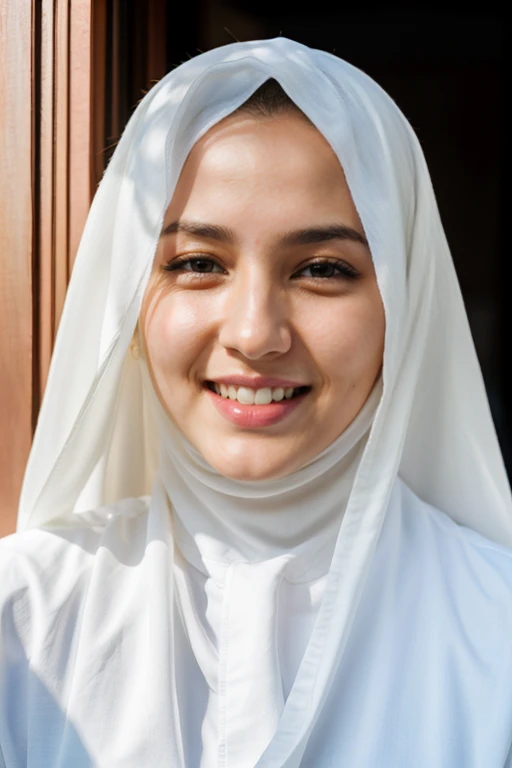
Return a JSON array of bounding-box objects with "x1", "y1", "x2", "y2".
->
[
  {"x1": 280, "y1": 225, "x2": 369, "y2": 248},
  {"x1": 160, "y1": 219, "x2": 236, "y2": 243},
  {"x1": 160, "y1": 219, "x2": 368, "y2": 248}
]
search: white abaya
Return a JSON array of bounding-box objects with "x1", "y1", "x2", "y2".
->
[
  {"x1": 2, "y1": 458, "x2": 512, "y2": 766},
  {"x1": 1, "y1": 37, "x2": 512, "y2": 768}
]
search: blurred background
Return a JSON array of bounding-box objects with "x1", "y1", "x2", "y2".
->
[{"x1": 0, "y1": 1, "x2": 507, "y2": 535}]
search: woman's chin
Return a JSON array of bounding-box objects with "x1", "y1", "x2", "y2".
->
[{"x1": 199, "y1": 441, "x2": 301, "y2": 482}]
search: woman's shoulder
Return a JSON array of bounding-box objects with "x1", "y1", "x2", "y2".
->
[
  {"x1": 0, "y1": 496, "x2": 151, "y2": 643},
  {"x1": 0, "y1": 495, "x2": 151, "y2": 563},
  {"x1": 396, "y1": 477, "x2": 512, "y2": 595}
]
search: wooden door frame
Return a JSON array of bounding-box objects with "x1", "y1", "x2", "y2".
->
[
  {"x1": 0, "y1": 2, "x2": 34, "y2": 537},
  {"x1": 0, "y1": 0, "x2": 168, "y2": 537}
]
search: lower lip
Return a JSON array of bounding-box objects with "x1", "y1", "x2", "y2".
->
[{"x1": 205, "y1": 387, "x2": 308, "y2": 428}]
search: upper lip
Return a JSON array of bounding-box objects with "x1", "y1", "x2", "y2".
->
[{"x1": 205, "y1": 375, "x2": 310, "y2": 389}]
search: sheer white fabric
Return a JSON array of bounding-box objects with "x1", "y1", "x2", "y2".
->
[{"x1": 1, "y1": 37, "x2": 512, "y2": 767}]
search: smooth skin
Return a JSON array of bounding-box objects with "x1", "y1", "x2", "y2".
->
[{"x1": 139, "y1": 111, "x2": 385, "y2": 481}]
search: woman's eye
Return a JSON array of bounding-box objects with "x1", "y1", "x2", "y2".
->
[
  {"x1": 163, "y1": 257, "x2": 359, "y2": 280},
  {"x1": 164, "y1": 257, "x2": 223, "y2": 274},
  {"x1": 295, "y1": 260, "x2": 360, "y2": 280}
]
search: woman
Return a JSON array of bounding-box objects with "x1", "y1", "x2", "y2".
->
[{"x1": 1, "y1": 37, "x2": 511, "y2": 768}]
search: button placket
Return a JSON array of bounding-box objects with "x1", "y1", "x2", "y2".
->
[{"x1": 217, "y1": 557, "x2": 291, "y2": 767}]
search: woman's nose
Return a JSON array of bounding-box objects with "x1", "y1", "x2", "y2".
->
[{"x1": 217, "y1": 274, "x2": 292, "y2": 360}]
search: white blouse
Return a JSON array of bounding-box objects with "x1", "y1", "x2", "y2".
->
[{"x1": 1, "y1": 479, "x2": 512, "y2": 767}]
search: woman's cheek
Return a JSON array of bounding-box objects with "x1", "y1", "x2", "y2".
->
[
  {"x1": 308, "y1": 304, "x2": 382, "y2": 386},
  {"x1": 151, "y1": 296, "x2": 214, "y2": 369}
]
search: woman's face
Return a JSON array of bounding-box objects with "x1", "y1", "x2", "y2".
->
[{"x1": 141, "y1": 111, "x2": 385, "y2": 481}]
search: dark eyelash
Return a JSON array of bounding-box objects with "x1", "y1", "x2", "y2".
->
[
  {"x1": 293, "y1": 259, "x2": 361, "y2": 280},
  {"x1": 162, "y1": 256, "x2": 222, "y2": 273}
]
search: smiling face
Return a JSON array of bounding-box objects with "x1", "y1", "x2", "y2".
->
[{"x1": 139, "y1": 111, "x2": 385, "y2": 481}]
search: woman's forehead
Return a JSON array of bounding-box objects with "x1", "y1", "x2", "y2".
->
[{"x1": 162, "y1": 111, "x2": 366, "y2": 242}]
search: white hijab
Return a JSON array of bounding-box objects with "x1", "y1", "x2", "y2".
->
[{"x1": 15, "y1": 36, "x2": 512, "y2": 766}]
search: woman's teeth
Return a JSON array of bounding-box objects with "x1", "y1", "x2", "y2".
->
[{"x1": 211, "y1": 383, "x2": 299, "y2": 405}]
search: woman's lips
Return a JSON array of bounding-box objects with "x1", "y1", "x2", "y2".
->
[
  {"x1": 205, "y1": 386, "x2": 309, "y2": 428},
  {"x1": 206, "y1": 375, "x2": 307, "y2": 389}
]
